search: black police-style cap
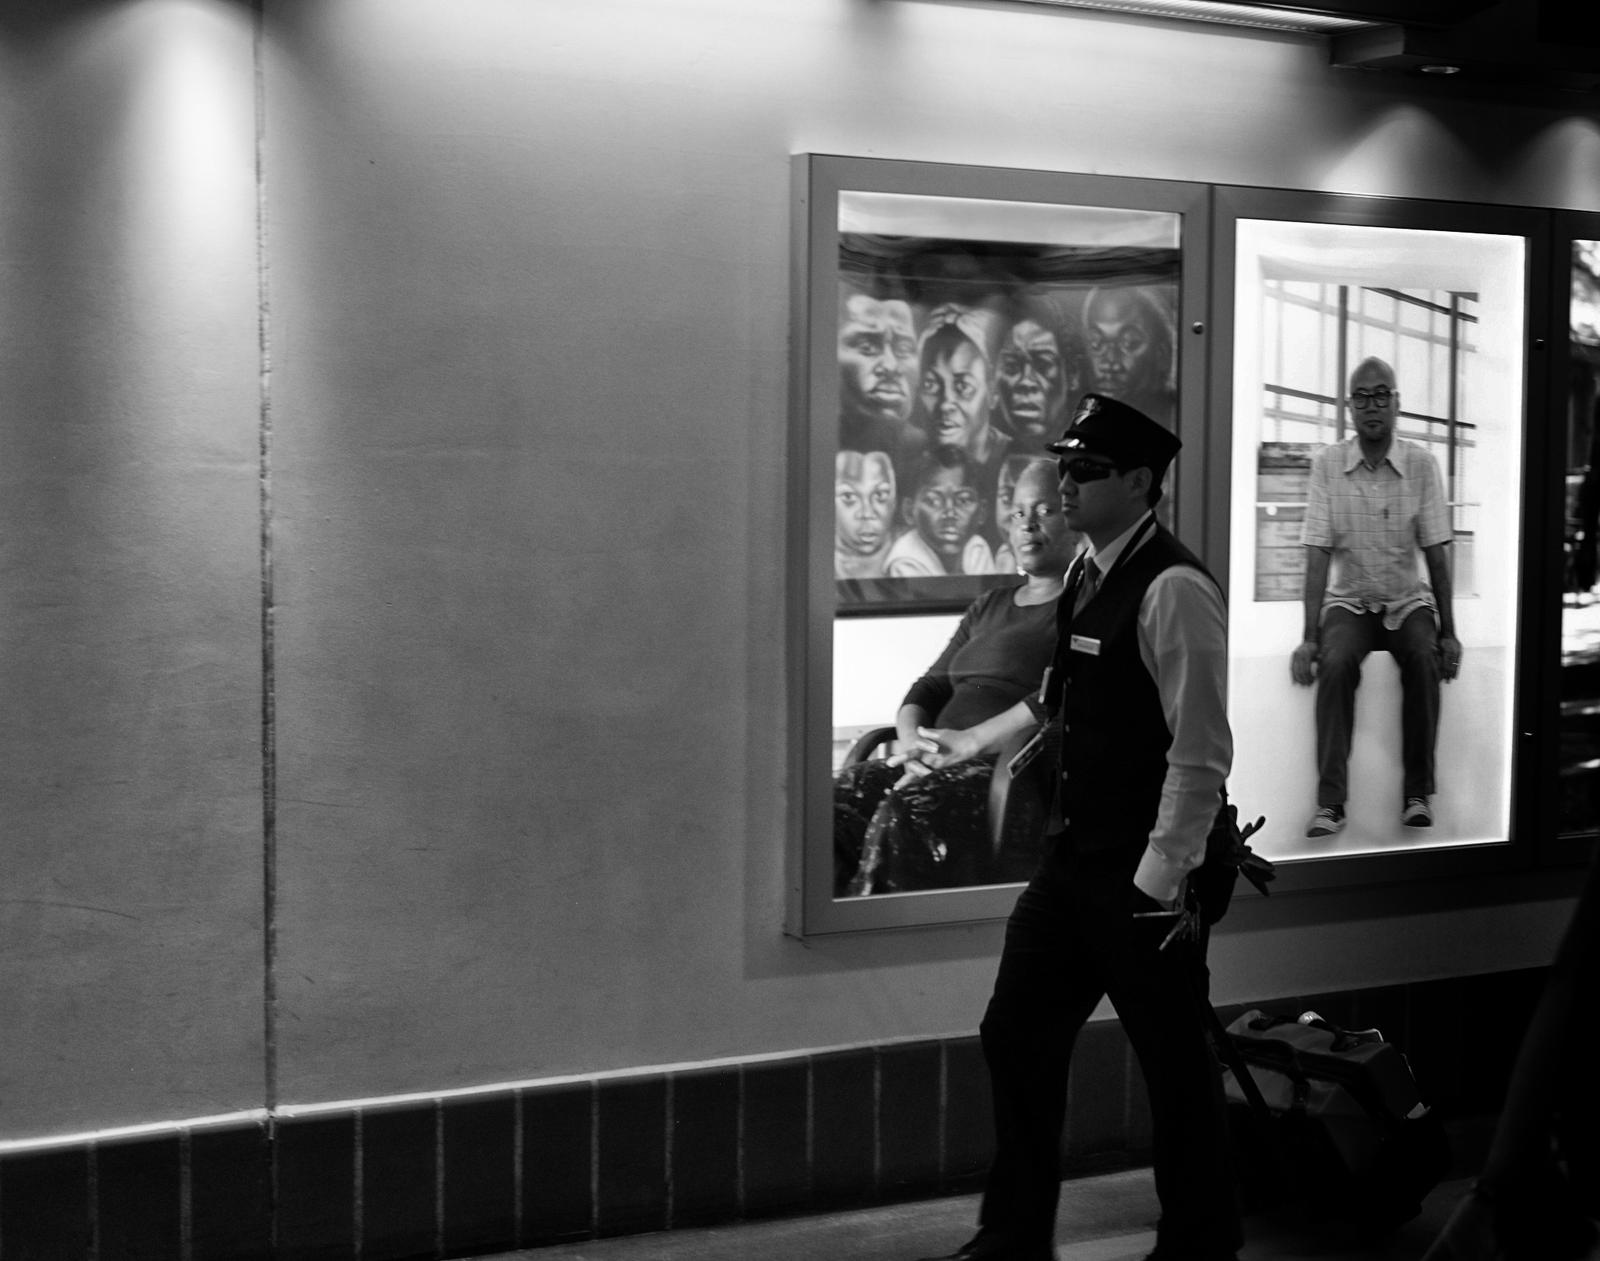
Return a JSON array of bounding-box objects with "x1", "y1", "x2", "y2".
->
[{"x1": 1045, "y1": 393, "x2": 1181, "y2": 477}]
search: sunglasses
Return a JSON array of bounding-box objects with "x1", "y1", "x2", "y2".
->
[{"x1": 1057, "y1": 456, "x2": 1120, "y2": 483}]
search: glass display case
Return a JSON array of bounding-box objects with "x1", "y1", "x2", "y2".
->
[
  {"x1": 1216, "y1": 194, "x2": 1534, "y2": 872},
  {"x1": 791, "y1": 162, "x2": 1559, "y2": 935}
]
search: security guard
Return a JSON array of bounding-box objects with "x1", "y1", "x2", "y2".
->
[{"x1": 906, "y1": 395, "x2": 1240, "y2": 1261}]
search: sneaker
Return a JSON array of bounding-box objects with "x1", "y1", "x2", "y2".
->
[
  {"x1": 1306, "y1": 804, "x2": 1345, "y2": 837},
  {"x1": 1403, "y1": 796, "x2": 1433, "y2": 827}
]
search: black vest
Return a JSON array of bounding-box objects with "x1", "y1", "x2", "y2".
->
[{"x1": 1055, "y1": 525, "x2": 1215, "y2": 870}]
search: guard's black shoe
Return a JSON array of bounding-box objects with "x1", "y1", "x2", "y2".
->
[{"x1": 917, "y1": 1230, "x2": 1055, "y2": 1260}]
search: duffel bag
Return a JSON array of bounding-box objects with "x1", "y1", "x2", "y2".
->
[{"x1": 1217, "y1": 1008, "x2": 1451, "y2": 1231}]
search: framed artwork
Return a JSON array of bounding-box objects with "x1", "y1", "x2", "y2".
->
[
  {"x1": 1212, "y1": 188, "x2": 1542, "y2": 880},
  {"x1": 791, "y1": 155, "x2": 1210, "y2": 934}
]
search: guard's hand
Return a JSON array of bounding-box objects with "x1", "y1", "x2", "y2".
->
[
  {"x1": 1290, "y1": 640, "x2": 1320, "y2": 686},
  {"x1": 1438, "y1": 634, "x2": 1462, "y2": 682}
]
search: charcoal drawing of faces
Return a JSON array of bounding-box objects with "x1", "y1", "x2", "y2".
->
[
  {"x1": 837, "y1": 290, "x2": 918, "y2": 425},
  {"x1": 1084, "y1": 286, "x2": 1170, "y2": 401},
  {"x1": 995, "y1": 316, "x2": 1071, "y2": 448},
  {"x1": 906, "y1": 447, "x2": 986, "y2": 562},
  {"x1": 918, "y1": 318, "x2": 995, "y2": 455},
  {"x1": 834, "y1": 450, "x2": 897, "y2": 563}
]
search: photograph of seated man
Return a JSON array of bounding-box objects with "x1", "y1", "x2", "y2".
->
[
  {"x1": 885, "y1": 445, "x2": 999, "y2": 579},
  {"x1": 833, "y1": 450, "x2": 898, "y2": 580},
  {"x1": 834, "y1": 458, "x2": 1077, "y2": 896},
  {"x1": 1291, "y1": 356, "x2": 1461, "y2": 838}
]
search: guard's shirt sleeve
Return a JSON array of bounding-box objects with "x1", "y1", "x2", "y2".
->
[{"x1": 1132, "y1": 565, "x2": 1232, "y2": 904}]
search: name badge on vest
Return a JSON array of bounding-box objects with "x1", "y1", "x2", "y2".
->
[{"x1": 1069, "y1": 633, "x2": 1101, "y2": 656}]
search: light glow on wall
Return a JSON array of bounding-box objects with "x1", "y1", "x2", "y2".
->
[
  {"x1": 1512, "y1": 115, "x2": 1600, "y2": 211},
  {"x1": 1314, "y1": 103, "x2": 1476, "y2": 198},
  {"x1": 108, "y1": 0, "x2": 257, "y2": 311}
]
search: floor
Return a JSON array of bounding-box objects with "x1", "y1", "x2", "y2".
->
[
  {"x1": 475, "y1": 597, "x2": 1600, "y2": 1261},
  {"x1": 481, "y1": 1169, "x2": 1491, "y2": 1261}
]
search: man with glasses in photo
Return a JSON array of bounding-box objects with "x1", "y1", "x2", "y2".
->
[
  {"x1": 904, "y1": 394, "x2": 1240, "y2": 1261},
  {"x1": 1291, "y1": 356, "x2": 1460, "y2": 839}
]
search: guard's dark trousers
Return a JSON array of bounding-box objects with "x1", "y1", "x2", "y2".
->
[{"x1": 975, "y1": 843, "x2": 1242, "y2": 1257}]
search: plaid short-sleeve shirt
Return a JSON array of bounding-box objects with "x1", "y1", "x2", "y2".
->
[{"x1": 1300, "y1": 436, "x2": 1453, "y2": 631}]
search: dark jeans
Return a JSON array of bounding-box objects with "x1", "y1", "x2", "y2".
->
[
  {"x1": 975, "y1": 845, "x2": 1241, "y2": 1255},
  {"x1": 1316, "y1": 605, "x2": 1440, "y2": 806}
]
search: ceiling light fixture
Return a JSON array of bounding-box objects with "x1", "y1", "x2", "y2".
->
[{"x1": 1003, "y1": 0, "x2": 1377, "y2": 36}]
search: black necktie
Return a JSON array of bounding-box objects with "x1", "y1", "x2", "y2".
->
[{"x1": 1074, "y1": 557, "x2": 1101, "y2": 616}]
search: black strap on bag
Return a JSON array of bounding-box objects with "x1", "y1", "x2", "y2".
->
[
  {"x1": 1195, "y1": 993, "x2": 1309, "y2": 1212},
  {"x1": 1200, "y1": 995, "x2": 1275, "y2": 1120}
]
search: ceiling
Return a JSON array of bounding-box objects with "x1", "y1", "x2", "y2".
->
[{"x1": 1013, "y1": 0, "x2": 1600, "y2": 94}]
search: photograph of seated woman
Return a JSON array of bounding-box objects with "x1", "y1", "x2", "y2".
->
[{"x1": 835, "y1": 458, "x2": 1079, "y2": 896}]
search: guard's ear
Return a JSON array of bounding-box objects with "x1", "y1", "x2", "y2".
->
[{"x1": 1124, "y1": 465, "x2": 1153, "y2": 501}]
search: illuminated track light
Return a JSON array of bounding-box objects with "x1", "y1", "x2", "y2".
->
[{"x1": 1000, "y1": 0, "x2": 1376, "y2": 35}]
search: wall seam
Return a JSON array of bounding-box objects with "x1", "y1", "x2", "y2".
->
[
  {"x1": 250, "y1": 23, "x2": 282, "y2": 1261},
  {"x1": 251, "y1": 0, "x2": 278, "y2": 1126}
]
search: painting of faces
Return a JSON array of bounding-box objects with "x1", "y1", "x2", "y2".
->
[{"x1": 833, "y1": 233, "x2": 1179, "y2": 611}]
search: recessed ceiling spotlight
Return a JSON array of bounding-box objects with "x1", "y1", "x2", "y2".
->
[{"x1": 1420, "y1": 63, "x2": 1463, "y2": 75}]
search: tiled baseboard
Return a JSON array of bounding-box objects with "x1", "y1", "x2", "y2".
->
[{"x1": 0, "y1": 967, "x2": 1546, "y2": 1260}]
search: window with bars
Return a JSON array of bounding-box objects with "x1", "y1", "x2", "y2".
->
[{"x1": 1253, "y1": 280, "x2": 1479, "y2": 601}]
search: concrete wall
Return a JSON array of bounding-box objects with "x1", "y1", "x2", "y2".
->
[
  {"x1": 2, "y1": 0, "x2": 1594, "y2": 1140},
  {"x1": 0, "y1": 0, "x2": 266, "y2": 1136}
]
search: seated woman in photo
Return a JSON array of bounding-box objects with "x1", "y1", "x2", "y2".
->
[{"x1": 835, "y1": 458, "x2": 1077, "y2": 896}]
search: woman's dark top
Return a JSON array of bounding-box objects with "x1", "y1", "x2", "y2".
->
[{"x1": 900, "y1": 582, "x2": 1060, "y2": 732}]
